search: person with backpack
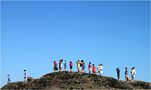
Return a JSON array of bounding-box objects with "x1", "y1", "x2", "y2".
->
[
  {"x1": 64, "y1": 60, "x2": 67, "y2": 71},
  {"x1": 88, "y1": 62, "x2": 91, "y2": 73},
  {"x1": 69, "y1": 61, "x2": 73, "y2": 72},
  {"x1": 54, "y1": 61, "x2": 58, "y2": 72},
  {"x1": 131, "y1": 67, "x2": 136, "y2": 81},
  {"x1": 125, "y1": 67, "x2": 130, "y2": 81},
  {"x1": 59, "y1": 59, "x2": 63, "y2": 72},
  {"x1": 92, "y1": 64, "x2": 96, "y2": 74},
  {"x1": 98, "y1": 64, "x2": 103, "y2": 75},
  {"x1": 116, "y1": 67, "x2": 120, "y2": 80}
]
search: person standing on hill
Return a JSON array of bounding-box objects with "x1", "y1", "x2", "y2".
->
[
  {"x1": 125, "y1": 67, "x2": 129, "y2": 81},
  {"x1": 54, "y1": 61, "x2": 58, "y2": 72},
  {"x1": 7, "y1": 74, "x2": 11, "y2": 84},
  {"x1": 77, "y1": 60, "x2": 81, "y2": 73},
  {"x1": 69, "y1": 61, "x2": 73, "y2": 72},
  {"x1": 88, "y1": 62, "x2": 91, "y2": 73},
  {"x1": 24, "y1": 69, "x2": 28, "y2": 83},
  {"x1": 131, "y1": 67, "x2": 136, "y2": 81},
  {"x1": 59, "y1": 59, "x2": 63, "y2": 72},
  {"x1": 64, "y1": 60, "x2": 67, "y2": 71},
  {"x1": 116, "y1": 67, "x2": 120, "y2": 80},
  {"x1": 81, "y1": 60, "x2": 85, "y2": 73},
  {"x1": 92, "y1": 64, "x2": 96, "y2": 74},
  {"x1": 98, "y1": 64, "x2": 103, "y2": 75}
]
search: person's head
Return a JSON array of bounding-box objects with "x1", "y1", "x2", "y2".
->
[
  {"x1": 125, "y1": 67, "x2": 127, "y2": 69},
  {"x1": 93, "y1": 64, "x2": 94, "y2": 66},
  {"x1": 89, "y1": 62, "x2": 91, "y2": 64},
  {"x1": 78, "y1": 60, "x2": 80, "y2": 62},
  {"x1": 133, "y1": 67, "x2": 135, "y2": 69},
  {"x1": 81, "y1": 60, "x2": 83, "y2": 62},
  {"x1": 70, "y1": 61, "x2": 72, "y2": 63},
  {"x1": 54, "y1": 61, "x2": 56, "y2": 63},
  {"x1": 24, "y1": 69, "x2": 26, "y2": 72}
]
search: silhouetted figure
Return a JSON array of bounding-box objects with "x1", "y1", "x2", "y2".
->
[
  {"x1": 64, "y1": 60, "x2": 67, "y2": 71},
  {"x1": 116, "y1": 68, "x2": 120, "y2": 80},
  {"x1": 7, "y1": 74, "x2": 11, "y2": 84},
  {"x1": 88, "y1": 62, "x2": 91, "y2": 73},
  {"x1": 24, "y1": 69, "x2": 27, "y2": 82}
]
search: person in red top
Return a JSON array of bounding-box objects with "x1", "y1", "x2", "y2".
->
[
  {"x1": 92, "y1": 64, "x2": 96, "y2": 74},
  {"x1": 88, "y1": 62, "x2": 91, "y2": 73},
  {"x1": 69, "y1": 61, "x2": 73, "y2": 72},
  {"x1": 54, "y1": 61, "x2": 58, "y2": 72}
]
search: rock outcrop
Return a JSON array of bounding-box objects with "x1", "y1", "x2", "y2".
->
[{"x1": 1, "y1": 71, "x2": 151, "y2": 89}]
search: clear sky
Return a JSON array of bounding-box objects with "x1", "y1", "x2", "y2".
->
[{"x1": 1, "y1": 1, "x2": 150, "y2": 87}]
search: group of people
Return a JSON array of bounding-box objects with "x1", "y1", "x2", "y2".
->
[
  {"x1": 6, "y1": 60, "x2": 136, "y2": 85},
  {"x1": 53, "y1": 59, "x2": 104, "y2": 75},
  {"x1": 76, "y1": 60, "x2": 85, "y2": 73},
  {"x1": 125, "y1": 67, "x2": 136, "y2": 81},
  {"x1": 116, "y1": 67, "x2": 136, "y2": 81},
  {"x1": 54, "y1": 59, "x2": 137, "y2": 81},
  {"x1": 54, "y1": 59, "x2": 73, "y2": 72},
  {"x1": 7, "y1": 69, "x2": 28, "y2": 84}
]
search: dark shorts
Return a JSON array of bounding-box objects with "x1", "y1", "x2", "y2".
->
[
  {"x1": 54, "y1": 66, "x2": 58, "y2": 70},
  {"x1": 70, "y1": 66, "x2": 73, "y2": 69}
]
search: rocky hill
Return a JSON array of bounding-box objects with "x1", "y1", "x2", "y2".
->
[{"x1": 1, "y1": 71, "x2": 151, "y2": 89}]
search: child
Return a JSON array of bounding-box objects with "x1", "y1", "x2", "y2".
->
[
  {"x1": 69, "y1": 61, "x2": 73, "y2": 72},
  {"x1": 88, "y1": 62, "x2": 91, "y2": 73},
  {"x1": 92, "y1": 64, "x2": 96, "y2": 74}
]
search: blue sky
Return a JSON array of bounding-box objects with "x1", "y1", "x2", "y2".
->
[{"x1": 1, "y1": 1, "x2": 150, "y2": 87}]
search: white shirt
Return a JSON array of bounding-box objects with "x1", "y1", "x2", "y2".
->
[
  {"x1": 98, "y1": 65, "x2": 103, "y2": 71},
  {"x1": 131, "y1": 69, "x2": 136, "y2": 75}
]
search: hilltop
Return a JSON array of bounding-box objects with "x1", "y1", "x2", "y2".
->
[{"x1": 1, "y1": 71, "x2": 151, "y2": 89}]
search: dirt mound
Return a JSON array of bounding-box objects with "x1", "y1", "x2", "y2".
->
[{"x1": 1, "y1": 71, "x2": 151, "y2": 89}]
